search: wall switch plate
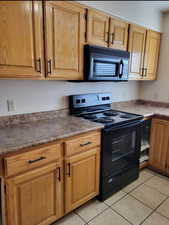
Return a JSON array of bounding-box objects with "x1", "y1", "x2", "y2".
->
[{"x1": 7, "y1": 99, "x2": 16, "y2": 112}]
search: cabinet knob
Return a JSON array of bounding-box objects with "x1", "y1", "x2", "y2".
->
[
  {"x1": 66, "y1": 163, "x2": 71, "y2": 177},
  {"x1": 57, "y1": 167, "x2": 61, "y2": 181}
]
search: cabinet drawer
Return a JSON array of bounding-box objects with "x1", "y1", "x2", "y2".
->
[
  {"x1": 65, "y1": 132, "x2": 101, "y2": 156},
  {"x1": 4, "y1": 143, "x2": 62, "y2": 177}
]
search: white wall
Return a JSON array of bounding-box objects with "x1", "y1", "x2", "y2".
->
[
  {"x1": 0, "y1": 1, "x2": 164, "y2": 116},
  {"x1": 140, "y1": 12, "x2": 169, "y2": 102},
  {"x1": 0, "y1": 80, "x2": 139, "y2": 116}
]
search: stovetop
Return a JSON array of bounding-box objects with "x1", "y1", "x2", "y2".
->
[
  {"x1": 80, "y1": 109, "x2": 142, "y2": 127},
  {"x1": 69, "y1": 93, "x2": 143, "y2": 128}
]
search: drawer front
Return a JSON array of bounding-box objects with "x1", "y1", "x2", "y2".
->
[
  {"x1": 5, "y1": 143, "x2": 62, "y2": 177},
  {"x1": 65, "y1": 133, "x2": 101, "y2": 156}
]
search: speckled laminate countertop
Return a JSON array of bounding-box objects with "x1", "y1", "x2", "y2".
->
[
  {"x1": 0, "y1": 116, "x2": 103, "y2": 155},
  {"x1": 112, "y1": 100, "x2": 169, "y2": 118}
]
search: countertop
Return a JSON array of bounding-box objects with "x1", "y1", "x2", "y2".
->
[
  {"x1": 112, "y1": 100, "x2": 169, "y2": 118},
  {"x1": 0, "y1": 115, "x2": 103, "y2": 155}
]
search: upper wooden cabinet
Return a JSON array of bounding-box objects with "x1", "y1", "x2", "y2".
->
[
  {"x1": 6, "y1": 162, "x2": 63, "y2": 225},
  {"x1": 44, "y1": 1, "x2": 85, "y2": 80},
  {"x1": 143, "y1": 30, "x2": 161, "y2": 80},
  {"x1": 87, "y1": 9, "x2": 128, "y2": 50},
  {"x1": 149, "y1": 119, "x2": 169, "y2": 172},
  {"x1": 109, "y1": 18, "x2": 128, "y2": 50},
  {"x1": 87, "y1": 9, "x2": 109, "y2": 47},
  {"x1": 128, "y1": 24, "x2": 146, "y2": 80},
  {"x1": 0, "y1": 1, "x2": 44, "y2": 78},
  {"x1": 128, "y1": 25, "x2": 161, "y2": 80}
]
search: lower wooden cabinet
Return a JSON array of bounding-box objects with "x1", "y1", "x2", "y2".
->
[
  {"x1": 65, "y1": 148, "x2": 100, "y2": 213},
  {"x1": 3, "y1": 131, "x2": 101, "y2": 225},
  {"x1": 149, "y1": 118, "x2": 169, "y2": 173},
  {"x1": 5, "y1": 162, "x2": 63, "y2": 225}
]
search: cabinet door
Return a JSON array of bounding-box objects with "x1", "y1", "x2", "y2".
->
[
  {"x1": 6, "y1": 162, "x2": 63, "y2": 225},
  {"x1": 87, "y1": 9, "x2": 109, "y2": 47},
  {"x1": 143, "y1": 30, "x2": 161, "y2": 80},
  {"x1": 149, "y1": 119, "x2": 169, "y2": 172},
  {"x1": 45, "y1": 1, "x2": 85, "y2": 80},
  {"x1": 0, "y1": 1, "x2": 44, "y2": 78},
  {"x1": 65, "y1": 148, "x2": 100, "y2": 213},
  {"x1": 109, "y1": 18, "x2": 128, "y2": 50},
  {"x1": 128, "y1": 24, "x2": 146, "y2": 80}
]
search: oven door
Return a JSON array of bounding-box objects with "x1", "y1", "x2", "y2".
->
[{"x1": 101, "y1": 120, "x2": 142, "y2": 177}]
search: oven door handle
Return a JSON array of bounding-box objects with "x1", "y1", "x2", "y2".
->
[{"x1": 103, "y1": 120, "x2": 144, "y2": 133}]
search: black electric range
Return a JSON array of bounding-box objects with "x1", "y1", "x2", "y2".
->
[{"x1": 69, "y1": 93, "x2": 143, "y2": 201}]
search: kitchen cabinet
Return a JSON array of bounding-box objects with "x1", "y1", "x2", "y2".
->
[
  {"x1": 65, "y1": 148, "x2": 100, "y2": 213},
  {"x1": 44, "y1": 1, "x2": 85, "y2": 80},
  {"x1": 109, "y1": 18, "x2": 128, "y2": 50},
  {"x1": 128, "y1": 24, "x2": 147, "y2": 80},
  {"x1": 1, "y1": 130, "x2": 101, "y2": 225},
  {"x1": 143, "y1": 30, "x2": 161, "y2": 80},
  {"x1": 0, "y1": 1, "x2": 44, "y2": 79},
  {"x1": 87, "y1": 9, "x2": 109, "y2": 47},
  {"x1": 87, "y1": 9, "x2": 128, "y2": 50},
  {"x1": 149, "y1": 119, "x2": 169, "y2": 173},
  {"x1": 6, "y1": 162, "x2": 63, "y2": 225},
  {"x1": 128, "y1": 25, "x2": 161, "y2": 81}
]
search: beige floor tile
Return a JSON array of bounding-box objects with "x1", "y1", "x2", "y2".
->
[
  {"x1": 157, "y1": 198, "x2": 169, "y2": 219},
  {"x1": 88, "y1": 208, "x2": 131, "y2": 225},
  {"x1": 111, "y1": 195, "x2": 152, "y2": 225},
  {"x1": 145, "y1": 176, "x2": 169, "y2": 196},
  {"x1": 123, "y1": 169, "x2": 155, "y2": 193},
  {"x1": 130, "y1": 183, "x2": 167, "y2": 209},
  {"x1": 75, "y1": 199, "x2": 108, "y2": 222},
  {"x1": 104, "y1": 190, "x2": 127, "y2": 206},
  {"x1": 52, "y1": 212, "x2": 85, "y2": 225},
  {"x1": 123, "y1": 179, "x2": 143, "y2": 193},
  {"x1": 142, "y1": 212, "x2": 169, "y2": 225}
]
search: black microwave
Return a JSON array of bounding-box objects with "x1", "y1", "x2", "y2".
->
[{"x1": 84, "y1": 45, "x2": 130, "y2": 81}]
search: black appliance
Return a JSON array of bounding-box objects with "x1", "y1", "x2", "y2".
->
[
  {"x1": 84, "y1": 45, "x2": 130, "y2": 81},
  {"x1": 69, "y1": 93, "x2": 143, "y2": 201}
]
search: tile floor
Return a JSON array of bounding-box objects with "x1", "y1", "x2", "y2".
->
[{"x1": 52, "y1": 169, "x2": 169, "y2": 225}]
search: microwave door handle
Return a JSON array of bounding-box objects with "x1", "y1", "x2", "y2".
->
[{"x1": 119, "y1": 60, "x2": 124, "y2": 78}]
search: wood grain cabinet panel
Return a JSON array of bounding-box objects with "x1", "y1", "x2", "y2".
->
[
  {"x1": 65, "y1": 148, "x2": 100, "y2": 213},
  {"x1": 149, "y1": 119, "x2": 169, "y2": 172},
  {"x1": 109, "y1": 18, "x2": 128, "y2": 50},
  {"x1": 0, "y1": 1, "x2": 44, "y2": 78},
  {"x1": 87, "y1": 9, "x2": 109, "y2": 47},
  {"x1": 6, "y1": 162, "x2": 63, "y2": 225},
  {"x1": 44, "y1": 1, "x2": 85, "y2": 80},
  {"x1": 143, "y1": 30, "x2": 161, "y2": 80},
  {"x1": 128, "y1": 24, "x2": 146, "y2": 80}
]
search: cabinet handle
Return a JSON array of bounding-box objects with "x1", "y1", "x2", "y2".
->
[
  {"x1": 66, "y1": 163, "x2": 71, "y2": 177},
  {"x1": 104, "y1": 32, "x2": 109, "y2": 43},
  {"x1": 57, "y1": 167, "x2": 61, "y2": 181},
  {"x1": 47, "y1": 59, "x2": 52, "y2": 74},
  {"x1": 36, "y1": 58, "x2": 41, "y2": 73},
  {"x1": 144, "y1": 68, "x2": 148, "y2": 77},
  {"x1": 111, "y1": 33, "x2": 114, "y2": 44},
  {"x1": 28, "y1": 156, "x2": 46, "y2": 164},
  {"x1": 80, "y1": 141, "x2": 92, "y2": 147},
  {"x1": 141, "y1": 68, "x2": 144, "y2": 77}
]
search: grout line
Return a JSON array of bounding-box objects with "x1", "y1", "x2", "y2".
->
[
  {"x1": 109, "y1": 207, "x2": 134, "y2": 225},
  {"x1": 85, "y1": 206, "x2": 110, "y2": 224},
  {"x1": 139, "y1": 196, "x2": 169, "y2": 225},
  {"x1": 103, "y1": 192, "x2": 128, "y2": 207},
  {"x1": 155, "y1": 211, "x2": 169, "y2": 222},
  {"x1": 74, "y1": 210, "x2": 89, "y2": 224}
]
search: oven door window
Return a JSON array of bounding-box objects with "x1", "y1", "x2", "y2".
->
[
  {"x1": 110, "y1": 131, "x2": 136, "y2": 161},
  {"x1": 93, "y1": 59, "x2": 119, "y2": 77}
]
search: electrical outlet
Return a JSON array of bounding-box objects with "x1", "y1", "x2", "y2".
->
[{"x1": 7, "y1": 99, "x2": 16, "y2": 112}]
